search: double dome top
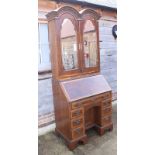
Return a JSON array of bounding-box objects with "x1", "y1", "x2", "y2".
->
[{"x1": 46, "y1": 6, "x2": 101, "y2": 21}]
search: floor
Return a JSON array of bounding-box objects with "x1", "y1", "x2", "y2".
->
[{"x1": 38, "y1": 102, "x2": 117, "y2": 155}]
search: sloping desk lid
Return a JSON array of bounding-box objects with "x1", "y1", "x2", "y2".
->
[{"x1": 60, "y1": 75, "x2": 111, "y2": 102}]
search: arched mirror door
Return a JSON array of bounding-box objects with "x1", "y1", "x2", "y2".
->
[
  {"x1": 83, "y1": 20, "x2": 97, "y2": 67},
  {"x1": 81, "y1": 18, "x2": 100, "y2": 73},
  {"x1": 60, "y1": 17, "x2": 80, "y2": 75}
]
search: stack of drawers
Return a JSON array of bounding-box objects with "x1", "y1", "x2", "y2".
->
[
  {"x1": 70, "y1": 103, "x2": 85, "y2": 139},
  {"x1": 101, "y1": 92, "x2": 113, "y2": 129},
  {"x1": 69, "y1": 91, "x2": 113, "y2": 140}
]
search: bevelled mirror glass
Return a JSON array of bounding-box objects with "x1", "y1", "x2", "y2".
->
[
  {"x1": 83, "y1": 20, "x2": 97, "y2": 68},
  {"x1": 61, "y1": 19, "x2": 78, "y2": 71}
]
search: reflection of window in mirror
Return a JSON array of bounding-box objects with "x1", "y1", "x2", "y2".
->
[
  {"x1": 83, "y1": 20, "x2": 97, "y2": 68},
  {"x1": 61, "y1": 19, "x2": 78, "y2": 71}
]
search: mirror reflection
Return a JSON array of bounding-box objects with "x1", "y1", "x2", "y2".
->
[
  {"x1": 61, "y1": 19, "x2": 78, "y2": 71},
  {"x1": 83, "y1": 20, "x2": 97, "y2": 68}
]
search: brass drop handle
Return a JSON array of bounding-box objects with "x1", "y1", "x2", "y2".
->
[
  {"x1": 75, "y1": 103, "x2": 81, "y2": 108},
  {"x1": 73, "y1": 120, "x2": 81, "y2": 125},
  {"x1": 75, "y1": 128, "x2": 82, "y2": 134},
  {"x1": 74, "y1": 111, "x2": 81, "y2": 116},
  {"x1": 103, "y1": 94, "x2": 110, "y2": 100},
  {"x1": 104, "y1": 101, "x2": 110, "y2": 106},
  {"x1": 105, "y1": 108, "x2": 111, "y2": 112}
]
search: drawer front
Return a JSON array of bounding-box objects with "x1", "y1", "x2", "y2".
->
[
  {"x1": 72, "y1": 127, "x2": 84, "y2": 139},
  {"x1": 82, "y1": 99, "x2": 93, "y2": 105},
  {"x1": 101, "y1": 92, "x2": 111, "y2": 101},
  {"x1": 94, "y1": 97, "x2": 103, "y2": 104},
  {"x1": 102, "y1": 106, "x2": 112, "y2": 115},
  {"x1": 102, "y1": 115, "x2": 112, "y2": 126},
  {"x1": 103, "y1": 100, "x2": 111, "y2": 108},
  {"x1": 71, "y1": 118, "x2": 83, "y2": 129},
  {"x1": 71, "y1": 102, "x2": 82, "y2": 109},
  {"x1": 71, "y1": 109, "x2": 83, "y2": 119},
  {"x1": 83, "y1": 99, "x2": 100, "y2": 109}
]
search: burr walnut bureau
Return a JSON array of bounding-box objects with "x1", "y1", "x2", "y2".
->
[{"x1": 46, "y1": 6, "x2": 113, "y2": 150}]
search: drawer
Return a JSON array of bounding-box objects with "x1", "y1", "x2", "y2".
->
[
  {"x1": 71, "y1": 109, "x2": 83, "y2": 119},
  {"x1": 101, "y1": 92, "x2": 111, "y2": 101},
  {"x1": 72, "y1": 127, "x2": 84, "y2": 139},
  {"x1": 82, "y1": 99, "x2": 93, "y2": 105},
  {"x1": 83, "y1": 99, "x2": 100, "y2": 109},
  {"x1": 71, "y1": 118, "x2": 83, "y2": 129},
  {"x1": 102, "y1": 115, "x2": 112, "y2": 126},
  {"x1": 103, "y1": 100, "x2": 111, "y2": 108},
  {"x1": 94, "y1": 97, "x2": 103, "y2": 104},
  {"x1": 102, "y1": 106, "x2": 112, "y2": 115},
  {"x1": 71, "y1": 102, "x2": 82, "y2": 109}
]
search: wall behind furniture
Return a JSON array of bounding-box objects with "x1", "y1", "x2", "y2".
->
[{"x1": 99, "y1": 19, "x2": 117, "y2": 100}]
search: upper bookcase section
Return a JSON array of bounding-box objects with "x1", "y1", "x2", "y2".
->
[{"x1": 46, "y1": 6, "x2": 101, "y2": 79}]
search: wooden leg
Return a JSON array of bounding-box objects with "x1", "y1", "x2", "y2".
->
[
  {"x1": 98, "y1": 127, "x2": 105, "y2": 136},
  {"x1": 95, "y1": 126, "x2": 105, "y2": 135},
  {"x1": 68, "y1": 135, "x2": 88, "y2": 150},
  {"x1": 68, "y1": 141, "x2": 78, "y2": 150},
  {"x1": 108, "y1": 124, "x2": 113, "y2": 131},
  {"x1": 55, "y1": 128, "x2": 88, "y2": 150},
  {"x1": 95, "y1": 124, "x2": 113, "y2": 136},
  {"x1": 79, "y1": 135, "x2": 88, "y2": 144}
]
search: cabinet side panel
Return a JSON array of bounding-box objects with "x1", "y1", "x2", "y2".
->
[{"x1": 52, "y1": 78, "x2": 71, "y2": 139}]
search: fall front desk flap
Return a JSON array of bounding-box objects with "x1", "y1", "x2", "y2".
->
[{"x1": 60, "y1": 75, "x2": 112, "y2": 102}]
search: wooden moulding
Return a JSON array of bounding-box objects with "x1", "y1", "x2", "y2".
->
[
  {"x1": 50, "y1": 0, "x2": 117, "y2": 12},
  {"x1": 46, "y1": 6, "x2": 101, "y2": 21}
]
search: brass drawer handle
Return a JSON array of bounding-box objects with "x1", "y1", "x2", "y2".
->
[
  {"x1": 74, "y1": 111, "x2": 81, "y2": 116},
  {"x1": 104, "y1": 101, "x2": 111, "y2": 106},
  {"x1": 105, "y1": 108, "x2": 111, "y2": 112},
  {"x1": 75, "y1": 128, "x2": 82, "y2": 134},
  {"x1": 102, "y1": 93, "x2": 110, "y2": 99},
  {"x1": 73, "y1": 103, "x2": 81, "y2": 108},
  {"x1": 103, "y1": 107, "x2": 112, "y2": 114},
  {"x1": 75, "y1": 103, "x2": 80, "y2": 107},
  {"x1": 73, "y1": 120, "x2": 81, "y2": 125}
]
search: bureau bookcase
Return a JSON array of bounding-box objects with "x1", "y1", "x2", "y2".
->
[{"x1": 46, "y1": 6, "x2": 113, "y2": 150}]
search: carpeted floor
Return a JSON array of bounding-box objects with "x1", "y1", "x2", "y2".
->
[{"x1": 38, "y1": 101, "x2": 117, "y2": 155}]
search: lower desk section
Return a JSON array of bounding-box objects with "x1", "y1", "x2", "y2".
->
[
  {"x1": 53, "y1": 75, "x2": 113, "y2": 150},
  {"x1": 66, "y1": 91, "x2": 113, "y2": 150}
]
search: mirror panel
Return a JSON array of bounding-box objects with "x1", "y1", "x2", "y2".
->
[
  {"x1": 61, "y1": 19, "x2": 78, "y2": 71},
  {"x1": 83, "y1": 20, "x2": 97, "y2": 68}
]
